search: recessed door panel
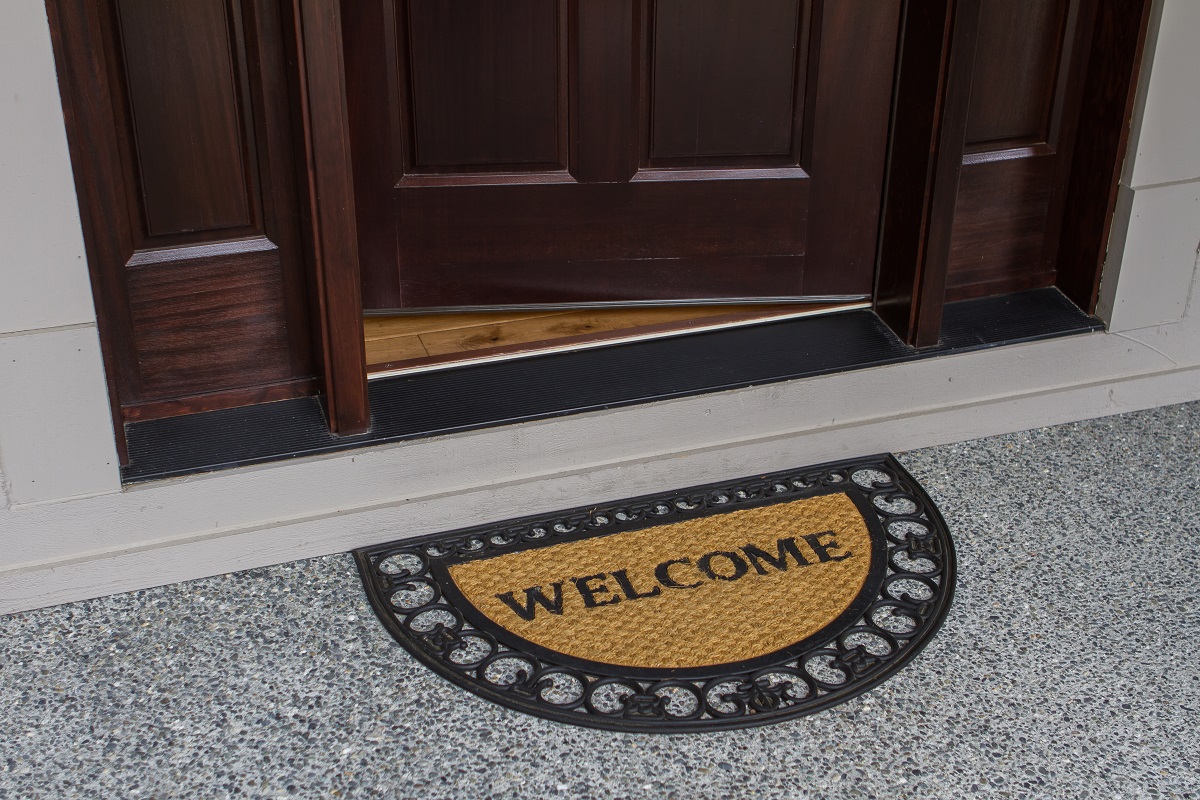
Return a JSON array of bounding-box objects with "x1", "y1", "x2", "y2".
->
[
  {"x1": 345, "y1": 0, "x2": 901, "y2": 310},
  {"x1": 649, "y1": 0, "x2": 803, "y2": 163},
  {"x1": 965, "y1": 0, "x2": 1069, "y2": 148},
  {"x1": 405, "y1": 0, "x2": 565, "y2": 171},
  {"x1": 947, "y1": 0, "x2": 1093, "y2": 300}
]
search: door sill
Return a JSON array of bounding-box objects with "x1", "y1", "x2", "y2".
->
[
  {"x1": 120, "y1": 289, "x2": 1102, "y2": 483},
  {"x1": 366, "y1": 302, "x2": 869, "y2": 379}
]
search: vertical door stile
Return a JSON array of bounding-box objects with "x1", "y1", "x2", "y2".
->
[
  {"x1": 570, "y1": 0, "x2": 639, "y2": 184},
  {"x1": 875, "y1": 0, "x2": 982, "y2": 347},
  {"x1": 292, "y1": 0, "x2": 371, "y2": 434}
]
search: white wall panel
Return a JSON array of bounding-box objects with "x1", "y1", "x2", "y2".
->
[
  {"x1": 0, "y1": 326, "x2": 121, "y2": 505},
  {"x1": 0, "y1": 0, "x2": 96, "y2": 335},
  {"x1": 1127, "y1": 0, "x2": 1200, "y2": 189},
  {"x1": 1100, "y1": 182, "x2": 1200, "y2": 331}
]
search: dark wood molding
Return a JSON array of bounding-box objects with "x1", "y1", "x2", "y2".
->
[
  {"x1": 1055, "y1": 0, "x2": 1156, "y2": 313},
  {"x1": 875, "y1": 0, "x2": 982, "y2": 347},
  {"x1": 43, "y1": 0, "x2": 135, "y2": 462},
  {"x1": 121, "y1": 378, "x2": 319, "y2": 423},
  {"x1": 44, "y1": 0, "x2": 323, "y2": 458},
  {"x1": 289, "y1": 0, "x2": 370, "y2": 434}
]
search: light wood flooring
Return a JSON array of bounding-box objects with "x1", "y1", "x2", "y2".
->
[{"x1": 365, "y1": 303, "x2": 854, "y2": 376}]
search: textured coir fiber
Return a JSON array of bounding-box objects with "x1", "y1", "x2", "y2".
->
[{"x1": 447, "y1": 492, "x2": 873, "y2": 670}]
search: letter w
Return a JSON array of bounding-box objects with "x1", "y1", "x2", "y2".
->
[
  {"x1": 495, "y1": 583, "x2": 565, "y2": 621},
  {"x1": 741, "y1": 537, "x2": 810, "y2": 575}
]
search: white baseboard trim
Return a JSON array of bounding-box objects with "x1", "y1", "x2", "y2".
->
[{"x1": 3, "y1": 323, "x2": 1197, "y2": 614}]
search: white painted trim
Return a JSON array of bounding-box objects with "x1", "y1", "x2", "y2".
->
[
  {"x1": 0, "y1": 325, "x2": 122, "y2": 505},
  {"x1": 0, "y1": 0, "x2": 96, "y2": 335},
  {"x1": 2, "y1": 307, "x2": 1197, "y2": 612}
]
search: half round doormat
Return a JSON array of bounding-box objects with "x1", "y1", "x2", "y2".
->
[{"x1": 354, "y1": 454, "x2": 954, "y2": 732}]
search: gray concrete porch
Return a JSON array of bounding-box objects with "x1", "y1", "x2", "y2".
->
[{"x1": 2, "y1": 401, "x2": 1198, "y2": 799}]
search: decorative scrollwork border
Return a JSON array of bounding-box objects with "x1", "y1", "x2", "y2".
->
[{"x1": 353, "y1": 454, "x2": 955, "y2": 732}]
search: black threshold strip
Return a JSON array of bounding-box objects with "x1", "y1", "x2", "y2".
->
[{"x1": 122, "y1": 288, "x2": 1101, "y2": 483}]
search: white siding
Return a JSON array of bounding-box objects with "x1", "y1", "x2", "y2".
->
[
  {"x1": 0, "y1": 0, "x2": 96, "y2": 335},
  {"x1": 1100, "y1": 0, "x2": 1200, "y2": 332},
  {"x1": 0, "y1": 0, "x2": 122, "y2": 505}
]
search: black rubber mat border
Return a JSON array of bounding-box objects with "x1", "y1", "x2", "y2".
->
[{"x1": 353, "y1": 453, "x2": 956, "y2": 732}]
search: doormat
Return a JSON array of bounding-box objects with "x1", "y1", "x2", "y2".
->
[{"x1": 353, "y1": 454, "x2": 954, "y2": 732}]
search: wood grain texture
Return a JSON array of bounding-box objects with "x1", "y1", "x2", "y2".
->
[
  {"x1": 570, "y1": 0, "x2": 637, "y2": 183},
  {"x1": 365, "y1": 310, "x2": 564, "y2": 341},
  {"x1": 293, "y1": 0, "x2": 370, "y2": 434},
  {"x1": 398, "y1": 178, "x2": 811, "y2": 265},
  {"x1": 126, "y1": 251, "x2": 295, "y2": 399},
  {"x1": 395, "y1": 255, "x2": 818, "y2": 308},
  {"x1": 965, "y1": 0, "x2": 1069, "y2": 147},
  {"x1": 363, "y1": 335, "x2": 430, "y2": 365},
  {"x1": 365, "y1": 303, "x2": 843, "y2": 373},
  {"x1": 407, "y1": 0, "x2": 565, "y2": 170},
  {"x1": 946, "y1": 153, "x2": 1057, "y2": 299},
  {"x1": 114, "y1": 0, "x2": 257, "y2": 238},
  {"x1": 649, "y1": 0, "x2": 802, "y2": 161},
  {"x1": 416, "y1": 307, "x2": 761, "y2": 355},
  {"x1": 875, "y1": 0, "x2": 982, "y2": 347}
]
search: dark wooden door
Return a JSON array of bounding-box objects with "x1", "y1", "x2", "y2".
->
[
  {"x1": 944, "y1": 0, "x2": 1097, "y2": 301},
  {"x1": 344, "y1": 0, "x2": 900, "y2": 310}
]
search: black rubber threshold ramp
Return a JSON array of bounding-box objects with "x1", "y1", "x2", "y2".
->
[{"x1": 354, "y1": 454, "x2": 955, "y2": 732}]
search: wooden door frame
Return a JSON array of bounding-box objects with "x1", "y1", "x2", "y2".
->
[
  {"x1": 288, "y1": 0, "x2": 370, "y2": 435},
  {"x1": 46, "y1": 0, "x2": 1155, "y2": 451},
  {"x1": 301, "y1": 0, "x2": 1154, "y2": 380},
  {"x1": 875, "y1": 0, "x2": 1155, "y2": 346}
]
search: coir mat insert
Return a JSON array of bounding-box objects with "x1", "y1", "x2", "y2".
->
[{"x1": 353, "y1": 454, "x2": 955, "y2": 732}]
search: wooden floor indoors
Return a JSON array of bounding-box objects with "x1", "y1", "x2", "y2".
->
[{"x1": 365, "y1": 303, "x2": 853, "y2": 376}]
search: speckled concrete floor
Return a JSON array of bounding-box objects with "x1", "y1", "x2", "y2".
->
[{"x1": 3, "y1": 401, "x2": 1199, "y2": 800}]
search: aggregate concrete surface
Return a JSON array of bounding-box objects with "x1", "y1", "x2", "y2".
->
[{"x1": 2, "y1": 401, "x2": 1198, "y2": 799}]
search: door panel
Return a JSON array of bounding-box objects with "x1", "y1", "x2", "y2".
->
[
  {"x1": 346, "y1": 0, "x2": 900, "y2": 310},
  {"x1": 115, "y1": 0, "x2": 257, "y2": 238},
  {"x1": 406, "y1": 0, "x2": 565, "y2": 171},
  {"x1": 946, "y1": 0, "x2": 1094, "y2": 300},
  {"x1": 64, "y1": 0, "x2": 315, "y2": 419},
  {"x1": 649, "y1": 0, "x2": 803, "y2": 162},
  {"x1": 964, "y1": 0, "x2": 1068, "y2": 147}
]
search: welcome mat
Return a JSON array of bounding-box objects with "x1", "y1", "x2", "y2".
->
[{"x1": 354, "y1": 455, "x2": 954, "y2": 731}]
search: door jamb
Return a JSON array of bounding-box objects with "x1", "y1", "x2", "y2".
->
[
  {"x1": 874, "y1": 0, "x2": 982, "y2": 348},
  {"x1": 289, "y1": 0, "x2": 1154, "y2": 430},
  {"x1": 1054, "y1": 0, "x2": 1156, "y2": 312},
  {"x1": 289, "y1": 0, "x2": 370, "y2": 435}
]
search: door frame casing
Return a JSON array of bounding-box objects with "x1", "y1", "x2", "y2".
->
[
  {"x1": 269, "y1": 0, "x2": 1162, "y2": 412},
  {"x1": 45, "y1": 0, "x2": 1154, "y2": 447},
  {"x1": 289, "y1": 0, "x2": 370, "y2": 434}
]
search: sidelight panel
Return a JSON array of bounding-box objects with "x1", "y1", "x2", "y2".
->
[{"x1": 648, "y1": 0, "x2": 805, "y2": 164}]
